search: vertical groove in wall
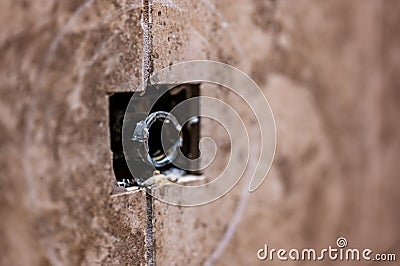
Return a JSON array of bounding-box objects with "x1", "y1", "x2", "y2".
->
[
  {"x1": 142, "y1": 0, "x2": 155, "y2": 265},
  {"x1": 145, "y1": 191, "x2": 155, "y2": 266},
  {"x1": 142, "y1": 0, "x2": 153, "y2": 84}
]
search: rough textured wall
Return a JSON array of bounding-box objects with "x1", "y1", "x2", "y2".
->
[
  {"x1": 1, "y1": 0, "x2": 399, "y2": 266},
  {"x1": 0, "y1": 1, "x2": 147, "y2": 265},
  {"x1": 152, "y1": 1, "x2": 400, "y2": 265}
]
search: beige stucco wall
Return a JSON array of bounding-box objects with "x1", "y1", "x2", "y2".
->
[{"x1": 1, "y1": 0, "x2": 399, "y2": 265}]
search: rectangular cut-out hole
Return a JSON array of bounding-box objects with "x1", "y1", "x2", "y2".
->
[{"x1": 109, "y1": 84, "x2": 200, "y2": 188}]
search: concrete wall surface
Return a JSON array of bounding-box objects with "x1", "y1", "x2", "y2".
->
[{"x1": 1, "y1": 0, "x2": 399, "y2": 265}]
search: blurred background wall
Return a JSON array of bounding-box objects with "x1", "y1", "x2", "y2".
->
[{"x1": 0, "y1": 0, "x2": 399, "y2": 265}]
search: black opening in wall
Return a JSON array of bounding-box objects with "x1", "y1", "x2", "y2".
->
[{"x1": 109, "y1": 84, "x2": 200, "y2": 188}]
